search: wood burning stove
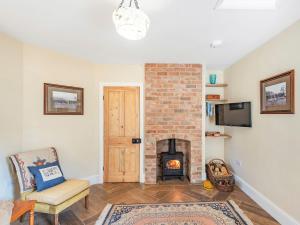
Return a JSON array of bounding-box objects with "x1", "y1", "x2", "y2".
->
[{"x1": 160, "y1": 139, "x2": 184, "y2": 180}]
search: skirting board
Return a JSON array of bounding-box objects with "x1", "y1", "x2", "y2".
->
[
  {"x1": 83, "y1": 175, "x2": 101, "y2": 185},
  {"x1": 235, "y1": 175, "x2": 299, "y2": 225}
]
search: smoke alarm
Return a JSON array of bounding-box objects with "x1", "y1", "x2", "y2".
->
[{"x1": 210, "y1": 40, "x2": 223, "y2": 48}]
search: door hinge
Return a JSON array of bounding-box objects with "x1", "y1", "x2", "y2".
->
[
  {"x1": 103, "y1": 166, "x2": 104, "y2": 171},
  {"x1": 103, "y1": 95, "x2": 104, "y2": 100}
]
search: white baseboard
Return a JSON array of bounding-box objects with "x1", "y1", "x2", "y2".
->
[
  {"x1": 83, "y1": 175, "x2": 101, "y2": 185},
  {"x1": 235, "y1": 175, "x2": 299, "y2": 225}
]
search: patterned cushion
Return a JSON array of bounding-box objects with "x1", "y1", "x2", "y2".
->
[
  {"x1": 10, "y1": 147, "x2": 59, "y2": 193},
  {"x1": 28, "y1": 161, "x2": 65, "y2": 192}
]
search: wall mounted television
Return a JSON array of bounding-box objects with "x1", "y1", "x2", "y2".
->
[{"x1": 215, "y1": 102, "x2": 252, "y2": 127}]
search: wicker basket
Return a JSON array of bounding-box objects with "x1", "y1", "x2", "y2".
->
[{"x1": 206, "y1": 159, "x2": 235, "y2": 192}]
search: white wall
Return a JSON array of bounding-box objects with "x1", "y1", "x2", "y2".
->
[
  {"x1": 225, "y1": 20, "x2": 300, "y2": 223},
  {"x1": 205, "y1": 70, "x2": 225, "y2": 161},
  {"x1": 0, "y1": 33, "x2": 23, "y2": 199}
]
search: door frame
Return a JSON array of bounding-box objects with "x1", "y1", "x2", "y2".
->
[{"x1": 99, "y1": 82, "x2": 145, "y2": 183}]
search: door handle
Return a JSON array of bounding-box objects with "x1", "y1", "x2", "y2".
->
[{"x1": 132, "y1": 138, "x2": 142, "y2": 144}]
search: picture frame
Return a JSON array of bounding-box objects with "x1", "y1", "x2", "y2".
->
[
  {"x1": 44, "y1": 83, "x2": 84, "y2": 115},
  {"x1": 260, "y1": 70, "x2": 295, "y2": 114}
]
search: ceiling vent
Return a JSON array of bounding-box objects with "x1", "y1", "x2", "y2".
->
[{"x1": 215, "y1": 0, "x2": 277, "y2": 10}]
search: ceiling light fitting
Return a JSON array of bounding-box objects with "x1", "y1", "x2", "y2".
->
[{"x1": 113, "y1": 0, "x2": 150, "y2": 40}]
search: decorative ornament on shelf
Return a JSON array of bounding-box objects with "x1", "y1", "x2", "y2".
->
[
  {"x1": 113, "y1": 0, "x2": 150, "y2": 40},
  {"x1": 209, "y1": 74, "x2": 217, "y2": 84}
]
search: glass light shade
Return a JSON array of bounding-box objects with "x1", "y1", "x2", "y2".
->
[{"x1": 113, "y1": 6, "x2": 150, "y2": 40}]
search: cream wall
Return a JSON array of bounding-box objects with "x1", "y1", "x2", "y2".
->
[
  {"x1": 22, "y1": 45, "x2": 144, "y2": 181},
  {"x1": 0, "y1": 33, "x2": 23, "y2": 199},
  {"x1": 0, "y1": 33, "x2": 144, "y2": 199},
  {"x1": 225, "y1": 20, "x2": 300, "y2": 223},
  {"x1": 22, "y1": 44, "x2": 100, "y2": 180},
  {"x1": 94, "y1": 64, "x2": 144, "y2": 83}
]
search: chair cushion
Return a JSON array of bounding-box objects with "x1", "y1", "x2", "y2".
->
[
  {"x1": 28, "y1": 161, "x2": 66, "y2": 192},
  {"x1": 26, "y1": 179, "x2": 89, "y2": 205}
]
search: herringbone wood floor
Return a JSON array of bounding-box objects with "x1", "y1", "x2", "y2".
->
[{"x1": 14, "y1": 181, "x2": 279, "y2": 225}]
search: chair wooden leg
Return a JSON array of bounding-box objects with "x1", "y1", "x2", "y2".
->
[
  {"x1": 85, "y1": 195, "x2": 89, "y2": 209},
  {"x1": 54, "y1": 214, "x2": 59, "y2": 225},
  {"x1": 29, "y1": 209, "x2": 34, "y2": 225}
]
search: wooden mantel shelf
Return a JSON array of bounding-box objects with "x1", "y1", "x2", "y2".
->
[{"x1": 206, "y1": 83, "x2": 228, "y2": 87}]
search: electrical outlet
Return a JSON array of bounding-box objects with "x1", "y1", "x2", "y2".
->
[
  {"x1": 235, "y1": 160, "x2": 242, "y2": 167},
  {"x1": 230, "y1": 159, "x2": 242, "y2": 168}
]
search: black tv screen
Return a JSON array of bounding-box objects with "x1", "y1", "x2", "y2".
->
[{"x1": 215, "y1": 102, "x2": 252, "y2": 127}]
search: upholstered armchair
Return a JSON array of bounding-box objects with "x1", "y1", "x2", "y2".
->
[{"x1": 10, "y1": 147, "x2": 90, "y2": 225}]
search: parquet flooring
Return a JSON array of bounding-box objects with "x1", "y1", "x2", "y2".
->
[{"x1": 13, "y1": 181, "x2": 280, "y2": 225}]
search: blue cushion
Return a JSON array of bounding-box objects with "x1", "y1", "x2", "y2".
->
[{"x1": 28, "y1": 161, "x2": 65, "y2": 192}]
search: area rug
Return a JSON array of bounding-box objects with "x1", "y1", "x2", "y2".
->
[{"x1": 96, "y1": 201, "x2": 253, "y2": 225}]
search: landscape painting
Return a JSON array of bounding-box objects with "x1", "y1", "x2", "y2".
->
[
  {"x1": 52, "y1": 91, "x2": 78, "y2": 110},
  {"x1": 265, "y1": 82, "x2": 287, "y2": 106},
  {"x1": 44, "y1": 83, "x2": 84, "y2": 115},
  {"x1": 260, "y1": 70, "x2": 294, "y2": 114}
]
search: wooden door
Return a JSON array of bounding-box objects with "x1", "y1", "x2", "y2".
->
[{"x1": 104, "y1": 87, "x2": 140, "y2": 182}]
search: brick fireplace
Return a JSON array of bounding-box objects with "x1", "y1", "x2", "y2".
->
[{"x1": 145, "y1": 63, "x2": 202, "y2": 184}]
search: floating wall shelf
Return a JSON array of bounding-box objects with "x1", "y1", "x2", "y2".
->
[
  {"x1": 206, "y1": 99, "x2": 228, "y2": 103},
  {"x1": 206, "y1": 134, "x2": 232, "y2": 139},
  {"x1": 206, "y1": 83, "x2": 228, "y2": 88}
]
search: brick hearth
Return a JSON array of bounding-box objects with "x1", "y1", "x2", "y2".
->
[{"x1": 145, "y1": 63, "x2": 202, "y2": 184}]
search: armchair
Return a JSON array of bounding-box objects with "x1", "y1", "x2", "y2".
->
[{"x1": 10, "y1": 147, "x2": 90, "y2": 225}]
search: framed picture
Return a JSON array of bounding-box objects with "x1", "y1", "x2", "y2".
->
[
  {"x1": 260, "y1": 70, "x2": 295, "y2": 114},
  {"x1": 44, "y1": 83, "x2": 84, "y2": 115}
]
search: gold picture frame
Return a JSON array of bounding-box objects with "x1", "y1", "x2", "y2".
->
[
  {"x1": 260, "y1": 70, "x2": 295, "y2": 114},
  {"x1": 44, "y1": 83, "x2": 84, "y2": 115}
]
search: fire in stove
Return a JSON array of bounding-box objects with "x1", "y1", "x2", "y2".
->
[{"x1": 166, "y1": 160, "x2": 181, "y2": 170}]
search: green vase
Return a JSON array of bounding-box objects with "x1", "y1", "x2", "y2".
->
[{"x1": 209, "y1": 74, "x2": 217, "y2": 84}]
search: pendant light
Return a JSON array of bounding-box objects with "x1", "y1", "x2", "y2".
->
[{"x1": 113, "y1": 0, "x2": 150, "y2": 40}]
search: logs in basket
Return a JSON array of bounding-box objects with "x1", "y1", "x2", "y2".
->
[{"x1": 206, "y1": 159, "x2": 235, "y2": 192}]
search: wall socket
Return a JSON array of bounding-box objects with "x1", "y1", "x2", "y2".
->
[{"x1": 231, "y1": 159, "x2": 242, "y2": 167}]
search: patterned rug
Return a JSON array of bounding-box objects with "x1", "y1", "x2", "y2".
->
[{"x1": 96, "y1": 201, "x2": 253, "y2": 225}]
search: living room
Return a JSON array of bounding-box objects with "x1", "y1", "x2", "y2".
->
[{"x1": 0, "y1": 0, "x2": 299, "y2": 225}]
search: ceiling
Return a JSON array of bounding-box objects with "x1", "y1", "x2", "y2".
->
[{"x1": 0, "y1": 0, "x2": 299, "y2": 69}]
